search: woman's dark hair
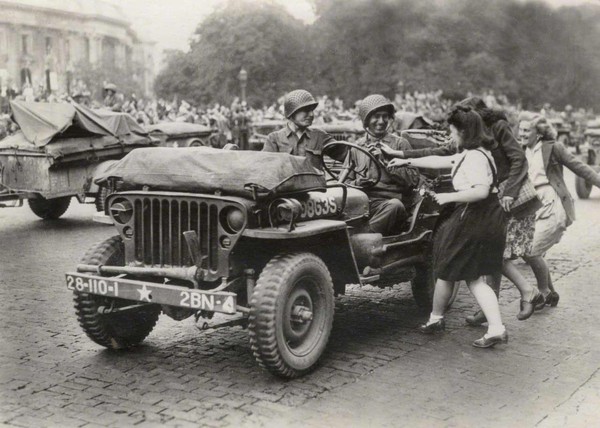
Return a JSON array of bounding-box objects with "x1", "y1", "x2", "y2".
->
[
  {"x1": 459, "y1": 96, "x2": 508, "y2": 127},
  {"x1": 447, "y1": 105, "x2": 494, "y2": 150}
]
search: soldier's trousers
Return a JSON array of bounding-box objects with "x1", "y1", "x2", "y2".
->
[{"x1": 368, "y1": 198, "x2": 407, "y2": 236}]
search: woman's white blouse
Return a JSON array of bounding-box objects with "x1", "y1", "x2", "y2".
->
[{"x1": 450, "y1": 149, "x2": 497, "y2": 192}]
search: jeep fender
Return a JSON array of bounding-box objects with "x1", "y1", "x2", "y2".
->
[{"x1": 238, "y1": 219, "x2": 360, "y2": 294}]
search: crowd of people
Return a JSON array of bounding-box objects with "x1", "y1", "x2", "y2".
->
[
  {"x1": 264, "y1": 88, "x2": 600, "y2": 349},
  {"x1": 0, "y1": 77, "x2": 596, "y2": 144}
]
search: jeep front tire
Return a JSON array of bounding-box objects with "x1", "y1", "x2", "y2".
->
[
  {"x1": 73, "y1": 236, "x2": 161, "y2": 349},
  {"x1": 248, "y1": 252, "x2": 334, "y2": 378}
]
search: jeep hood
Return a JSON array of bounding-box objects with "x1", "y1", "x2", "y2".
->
[{"x1": 95, "y1": 147, "x2": 327, "y2": 199}]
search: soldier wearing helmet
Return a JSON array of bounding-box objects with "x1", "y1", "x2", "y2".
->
[
  {"x1": 262, "y1": 89, "x2": 345, "y2": 169},
  {"x1": 103, "y1": 82, "x2": 123, "y2": 112},
  {"x1": 345, "y1": 94, "x2": 421, "y2": 235}
]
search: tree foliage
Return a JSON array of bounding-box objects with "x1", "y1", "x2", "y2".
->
[{"x1": 155, "y1": 0, "x2": 600, "y2": 110}]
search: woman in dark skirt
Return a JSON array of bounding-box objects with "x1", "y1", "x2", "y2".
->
[{"x1": 389, "y1": 107, "x2": 508, "y2": 347}]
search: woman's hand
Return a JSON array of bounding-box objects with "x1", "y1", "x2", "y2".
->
[
  {"x1": 499, "y1": 196, "x2": 514, "y2": 212},
  {"x1": 388, "y1": 158, "x2": 410, "y2": 168},
  {"x1": 433, "y1": 192, "x2": 455, "y2": 205}
]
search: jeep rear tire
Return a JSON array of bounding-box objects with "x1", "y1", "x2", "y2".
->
[
  {"x1": 575, "y1": 176, "x2": 592, "y2": 199},
  {"x1": 73, "y1": 236, "x2": 161, "y2": 349},
  {"x1": 249, "y1": 252, "x2": 334, "y2": 378},
  {"x1": 28, "y1": 196, "x2": 71, "y2": 219}
]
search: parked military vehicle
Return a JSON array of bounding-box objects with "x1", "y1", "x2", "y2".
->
[
  {"x1": 248, "y1": 120, "x2": 365, "y2": 151},
  {"x1": 248, "y1": 119, "x2": 285, "y2": 150},
  {"x1": 575, "y1": 119, "x2": 600, "y2": 198},
  {"x1": 66, "y1": 142, "x2": 455, "y2": 378},
  {"x1": 146, "y1": 122, "x2": 214, "y2": 148},
  {"x1": 0, "y1": 101, "x2": 155, "y2": 218}
]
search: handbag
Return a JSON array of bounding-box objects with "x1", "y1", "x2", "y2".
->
[{"x1": 498, "y1": 178, "x2": 542, "y2": 217}]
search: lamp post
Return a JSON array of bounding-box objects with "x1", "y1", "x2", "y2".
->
[{"x1": 238, "y1": 67, "x2": 247, "y2": 103}]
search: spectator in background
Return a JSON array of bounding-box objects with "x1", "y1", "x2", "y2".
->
[{"x1": 102, "y1": 83, "x2": 123, "y2": 112}]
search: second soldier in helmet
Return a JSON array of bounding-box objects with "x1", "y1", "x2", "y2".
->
[
  {"x1": 262, "y1": 89, "x2": 346, "y2": 169},
  {"x1": 346, "y1": 94, "x2": 421, "y2": 235}
]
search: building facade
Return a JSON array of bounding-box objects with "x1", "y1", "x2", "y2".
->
[{"x1": 0, "y1": 0, "x2": 155, "y2": 97}]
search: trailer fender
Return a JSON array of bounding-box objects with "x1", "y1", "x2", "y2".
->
[{"x1": 88, "y1": 160, "x2": 119, "y2": 194}]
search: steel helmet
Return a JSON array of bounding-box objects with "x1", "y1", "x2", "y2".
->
[
  {"x1": 358, "y1": 94, "x2": 395, "y2": 127},
  {"x1": 284, "y1": 89, "x2": 318, "y2": 118},
  {"x1": 103, "y1": 83, "x2": 117, "y2": 92}
]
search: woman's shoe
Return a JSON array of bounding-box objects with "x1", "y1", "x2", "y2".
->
[
  {"x1": 545, "y1": 291, "x2": 560, "y2": 307},
  {"x1": 419, "y1": 319, "x2": 445, "y2": 334},
  {"x1": 517, "y1": 291, "x2": 545, "y2": 321},
  {"x1": 472, "y1": 331, "x2": 509, "y2": 348},
  {"x1": 535, "y1": 292, "x2": 549, "y2": 311},
  {"x1": 465, "y1": 310, "x2": 487, "y2": 326}
]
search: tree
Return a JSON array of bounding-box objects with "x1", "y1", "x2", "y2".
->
[
  {"x1": 155, "y1": 0, "x2": 600, "y2": 110},
  {"x1": 155, "y1": 0, "x2": 310, "y2": 106}
]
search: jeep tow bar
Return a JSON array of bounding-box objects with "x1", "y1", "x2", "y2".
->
[{"x1": 76, "y1": 264, "x2": 199, "y2": 286}]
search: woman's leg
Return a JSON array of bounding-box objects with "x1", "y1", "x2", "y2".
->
[
  {"x1": 503, "y1": 259, "x2": 536, "y2": 299},
  {"x1": 420, "y1": 279, "x2": 455, "y2": 333},
  {"x1": 431, "y1": 279, "x2": 455, "y2": 317},
  {"x1": 487, "y1": 272, "x2": 501, "y2": 297},
  {"x1": 467, "y1": 276, "x2": 505, "y2": 336},
  {"x1": 523, "y1": 255, "x2": 551, "y2": 295}
]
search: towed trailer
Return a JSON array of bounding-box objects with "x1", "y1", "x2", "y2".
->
[{"x1": 0, "y1": 101, "x2": 155, "y2": 219}]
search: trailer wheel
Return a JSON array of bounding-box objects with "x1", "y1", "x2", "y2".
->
[
  {"x1": 73, "y1": 236, "x2": 161, "y2": 349},
  {"x1": 28, "y1": 196, "x2": 71, "y2": 219},
  {"x1": 575, "y1": 176, "x2": 592, "y2": 199},
  {"x1": 249, "y1": 252, "x2": 334, "y2": 378}
]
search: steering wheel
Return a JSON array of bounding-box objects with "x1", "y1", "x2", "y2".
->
[{"x1": 321, "y1": 141, "x2": 384, "y2": 190}]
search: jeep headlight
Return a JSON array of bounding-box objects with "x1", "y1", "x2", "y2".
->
[
  {"x1": 220, "y1": 206, "x2": 245, "y2": 233},
  {"x1": 109, "y1": 198, "x2": 133, "y2": 224}
]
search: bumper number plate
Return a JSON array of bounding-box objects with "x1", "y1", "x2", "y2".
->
[{"x1": 66, "y1": 272, "x2": 236, "y2": 314}]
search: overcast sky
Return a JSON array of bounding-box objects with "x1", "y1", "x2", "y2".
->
[{"x1": 108, "y1": 0, "x2": 599, "y2": 53}]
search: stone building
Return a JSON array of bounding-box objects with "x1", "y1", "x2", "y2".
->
[{"x1": 0, "y1": 0, "x2": 155, "y2": 97}]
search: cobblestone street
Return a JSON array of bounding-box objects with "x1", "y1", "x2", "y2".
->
[{"x1": 1, "y1": 170, "x2": 599, "y2": 427}]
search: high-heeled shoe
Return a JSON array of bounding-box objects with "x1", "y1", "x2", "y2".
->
[
  {"x1": 419, "y1": 319, "x2": 445, "y2": 334},
  {"x1": 535, "y1": 291, "x2": 560, "y2": 310},
  {"x1": 517, "y1": 290, "x2": 545, "y2": 321},
  {"x1": 545, "y1": 291, "x2": 560, "y2": 307},
  {"x1": 535, "y1": 292, "x2": 549, "y2": 311},
  {"x1": 472, "y1": 330, "x2": 509, "y2": 348},
  {"x1": 465, "y1": 310, "x2": 487, "y2": 326}
]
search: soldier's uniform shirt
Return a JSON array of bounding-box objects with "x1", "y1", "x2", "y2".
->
[
  {"x1": 346, "y1": 133, "x2": 421, "y2": 235},
  {"x1": 349, "y1": 133, "x2": 421, "y2": 199},
  {"x1": 262, "y1": 122, "x2": 336, "y2": 170}
]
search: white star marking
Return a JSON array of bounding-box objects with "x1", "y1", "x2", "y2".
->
[{"x1": 137, "y1": 285, "x2": 152, "y2": 302}]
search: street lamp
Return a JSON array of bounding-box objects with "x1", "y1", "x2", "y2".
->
[{"x1": 238, "y1": 67, "x2": 248, "y2": 103}]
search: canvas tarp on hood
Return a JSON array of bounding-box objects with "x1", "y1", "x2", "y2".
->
[
  {"x1": 9, "y1": 100, "x2": 147, "y2": 147},
  {"x1": 95, "y1": 147, "x2": 326, "y2": 199}
]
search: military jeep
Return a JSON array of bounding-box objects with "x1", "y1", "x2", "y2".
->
[{"x1": 66, "y1": 142, "x2": 452, "y2": 378}]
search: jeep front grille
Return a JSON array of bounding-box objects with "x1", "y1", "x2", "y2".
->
[{"x1": 122, "y1": 195, "x2": 246, "y2": 280}]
